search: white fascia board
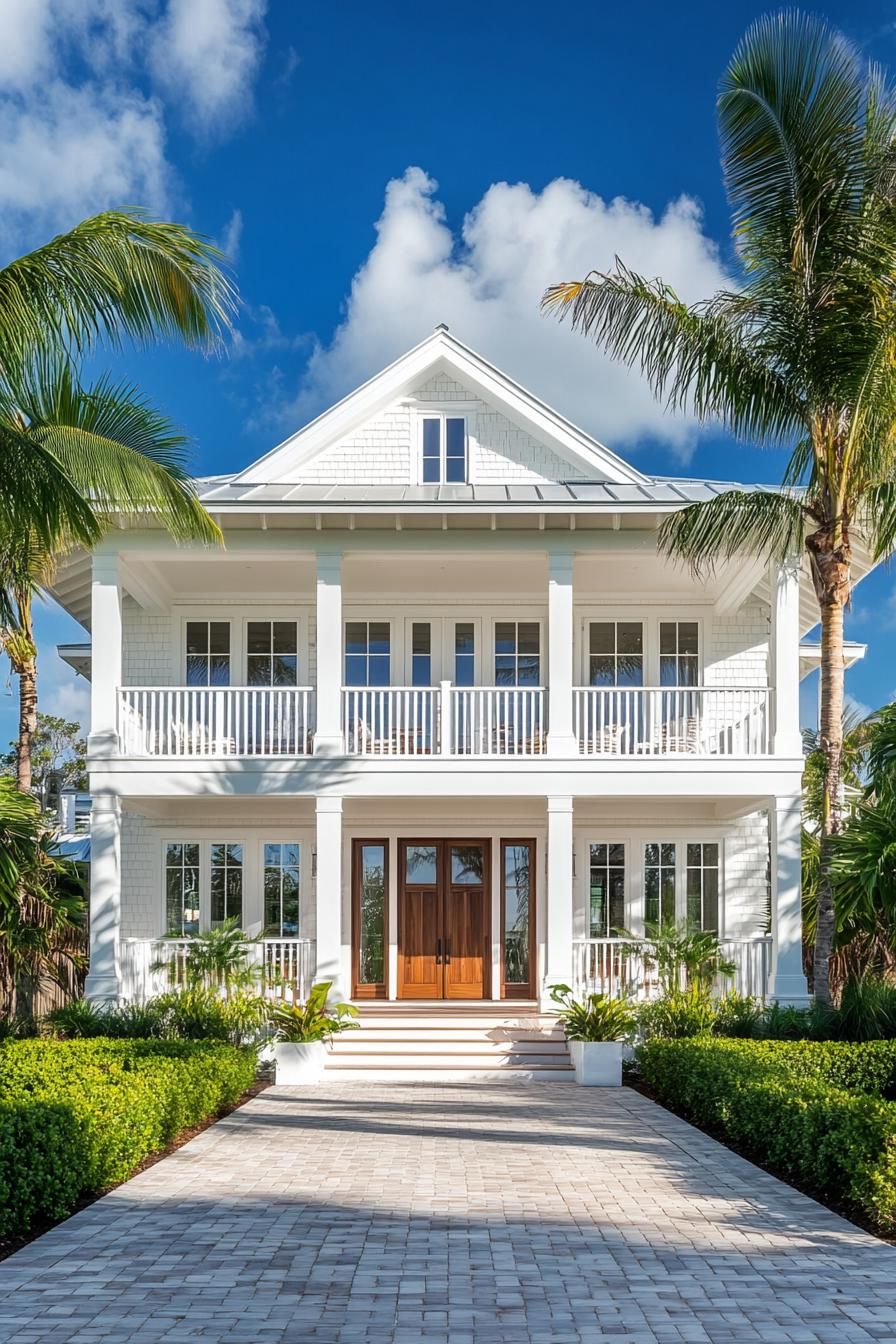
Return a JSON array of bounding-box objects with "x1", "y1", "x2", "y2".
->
[{"x1": 234, "y1": 328, "x2": 648, "y2": 487}]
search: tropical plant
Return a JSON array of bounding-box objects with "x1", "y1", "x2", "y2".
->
[
  {"x1": 0, "y1": 777, "x2": 85, "y2": 1016},
  {"x1": 268, "y1": 982, "x2": 360, "y2": 1043},
  {"x1": 548, "y1": 984, "x2": 637, "y2": 1041},
  {"x1": 154, "y1": 918, "x2": 261, "y2": 991},
  {"x1": 836, "y1": 976, "x2": 896, "y2": 1042},
  {"x1": 43, "y1": 998, "x2": 110, "y2": 1039},
  {"x1": 637, "y1": 986, "x2": 718, "y2": 1040},
  {"x1": 1, "y1": 356, "x2": 222, "y2": 792},
  {"x1": 712, "y1": 991, "x2": 763, "y2": 1038},
  {"x1": 621, "y1": 921, "x2": 736, "y2": 995},
  {"x1": 542, "y1": 13, "x2": 896, "y2": 1004}
]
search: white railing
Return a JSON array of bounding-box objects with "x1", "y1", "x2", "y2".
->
[
  {"x1": 572, "y1": 936, "x2": 772, "y2": 1001},
  {"x1": 343, "y1": 687, "x2": 437, "y2": 755},
  {"x1": 119, "y1": 936, "x2": 316, "y2": 1002},
  {"x1": 573, "y1": 686, "x2": 770, "y2": 757},
  {"x1": 450, "y1": 686, "x2": 545, "y2": 756},
  {"x1": 118, "y1": 687, "x2": 314, "y2": 757}
]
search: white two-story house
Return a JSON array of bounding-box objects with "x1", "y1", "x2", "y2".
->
[{"x1": 52, "y1": 326, "x2": 872, "y2": 1027}]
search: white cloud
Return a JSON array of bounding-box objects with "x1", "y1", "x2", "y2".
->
[
  {"x1": 0, "y1": 0, "x2": 269, "y2": 251},
  {"x1": 285, "y1": 168, "x2": 731, "y2": 462},
  {"x1": 220, "y1": 207, "x2": 244, "y2": 262},
  {"x1": 149, "y1": 0, "x2": 267, "y2": 133}
]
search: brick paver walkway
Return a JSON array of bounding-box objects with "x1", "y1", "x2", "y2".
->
[{"x1": 1, "y1": 1082, "x2": 895, "y2": 1343}]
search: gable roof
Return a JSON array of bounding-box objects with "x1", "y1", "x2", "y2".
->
[{"x1": 234, "y1": 326, "x2": 650, "y2": 487}]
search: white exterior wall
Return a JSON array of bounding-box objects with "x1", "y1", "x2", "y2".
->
[
  {"x1": 122, "y1": 599, "x2": 171, "y2": 687},
  {"x1": 120, "y1": 809, "x2": 157, "y2": 939},
  {"x1": 723, "y1": 810, "x2": 771, "y2": 938},
  {"x1": 704, "y1": 603, "x2": 769, "y2": 688}
]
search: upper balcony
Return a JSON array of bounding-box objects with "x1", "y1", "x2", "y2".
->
[{"x1": 117, "y1": 682, "x2": 771, "y2": 759}]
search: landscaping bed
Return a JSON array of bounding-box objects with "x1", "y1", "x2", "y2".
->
[
  {"x1": 0, "y1": 1039, "x2": 257, "y2": 1239},
  {"x1": 637, "y1": 1038, "x2": 896, "y2": 1235}
]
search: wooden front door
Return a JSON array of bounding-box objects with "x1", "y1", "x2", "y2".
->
[{"x1": 398, "y1": 840, "x2": 490, "y2": 999}]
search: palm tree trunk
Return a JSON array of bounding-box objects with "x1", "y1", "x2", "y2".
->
[
  {"x1": 17, "y1": 652, "x2": 37, "y2": 795},
  {"x1": 809, "y1": 525, "x2": 850, "y2": 1007}
]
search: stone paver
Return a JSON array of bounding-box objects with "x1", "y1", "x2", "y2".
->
[{"x1": 0, "y1": 1082, "x2": 895, "y2": 1343}]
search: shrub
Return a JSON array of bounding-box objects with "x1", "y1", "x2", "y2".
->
[
  {"x1": 638, "y1": 1037, "x2": 896, "y2": 1232},
  {"x1": 637, "y1": 986, "x2": 717, "y2": 1040},
  {"x1": 548, "y1": 985, "x2": 637, "y2": 1041},
  {"x1": 712, "y1": 992, "x2": 762, "y2": 1038},
  {"x1": 0, "y1": 1039, "x2": 256, "y2": 1236},
  {"x1": 838, "y1": 978, "x2": 896, "y2": 1042}
]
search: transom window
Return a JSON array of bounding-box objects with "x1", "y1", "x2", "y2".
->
[
  {"x1": 686, "y1": 842, "x2": 720, "y2": 932},
  {"x1": 210, "y1": 843, "x2": 243, "y2": 926},
  {"x1": 247, "y1": 621, "x2": 298, "y2": 686},
  {"x1": 185, "y1": 621, "x2": 230, "y2": 686},
  {"x1": 165, "y1": 843, "x2": 200, "y2": 935},
  {"x1": 345, "y1": 621, "x2": 391, "y2": 686},
  {"x1": 589, "y1": 843, "x2": 626, "y2": 937},
  {"x1": 588, "y1": 622, "x2": 644, "y2": 687},
  {"x1": 659, "y1": 622, "x2": 699, "y2": 686},
  {"x1": 264, "y1": 843, "x2": 300, "y2": 936},
  {"x1": 421, "y1": 415, "x2": 467, "y2": 484},
  {"x1": 495, "y1": 621, "x2": 540, "y2": 686}
]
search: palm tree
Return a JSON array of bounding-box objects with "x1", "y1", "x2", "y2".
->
[
  {"x1": 0, "y1": 209, "x2": 234, "y2": 553},
  {"x1": 542, "y1": 12, "x2": 896, "y2": 1004},
  {"x1": 0, "y1": 356, "x2": 220, "y2": 792}
]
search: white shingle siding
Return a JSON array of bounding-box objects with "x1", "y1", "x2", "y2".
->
[
  {"x1": 120, "y1": 809, "x2": 158, "y2": 939},
  {"x1": 724, "y1": 811, "x2": 770, "y2": 939},
  {"x1": 292, "y1": 374, "x2": 593, "y2": 486},
  {"x1": 706, "y1": 604, "x2": 770, "y2": 688},
  {"x1": 122, "y1": 599, "x2": 171, "y2": 687}
]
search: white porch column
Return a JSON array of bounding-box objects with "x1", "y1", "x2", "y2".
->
[
  {"x1": 544, "y1": 796, "x2": 574, "y2": 1001},
  {"x1": 547, "y1": 551, "x2": 576, "y2": 756},
  {"x1": 313, "y1": 552, "x2": 343, "y2": 755},
  {"x1": 769, "y1": 793, "x2": 810, "y2": 1004},
  {"x1": 770, "y1": 556, "x2": 802, "y2": 756},
  {"x1": 84, "y1": 795, "x2": 122, "y2": 1003},
  {"x1": 315, "y1": 796, "x2": 345, "y2": 997},
  {"x1": 88, "y1": 553, "x2": 123, "y2": 759}
]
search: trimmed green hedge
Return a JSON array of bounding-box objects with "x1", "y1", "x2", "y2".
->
[
  {"x1": 0, "y1": 1039, "x2": 256, "y2": 1237},
  {"x1": 638, "y1": 1038, "x2": 896, "y2": 1234}
]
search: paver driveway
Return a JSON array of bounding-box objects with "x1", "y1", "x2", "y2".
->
[{"x1": 1, "y1": 1081, "x2": 895, "y2": 1343}]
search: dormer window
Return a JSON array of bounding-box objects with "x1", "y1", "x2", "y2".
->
[{"x1": 421, "y1": 414, "x2": 467, "y2": 483}]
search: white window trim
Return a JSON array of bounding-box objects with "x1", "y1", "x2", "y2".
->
[
  {"x1": 173, "y1": 605, "x2": 308, "y2": 687},
  {"x1": 158, "y1": 833, "x2": 312, "y2": 937},
  {"x1": 576, "y1": 607, "x2": 707, "y2": 687},
  {"x1": 412, "y1": 405, "x2": 476, "y2": 486}
]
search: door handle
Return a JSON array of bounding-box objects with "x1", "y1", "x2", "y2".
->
[
  {"x1": 444, "y1": 938, "x2": 451, "y2": 965},
  {"x1": 435, "y1": 938, "x2": 442, "y2": 964}
]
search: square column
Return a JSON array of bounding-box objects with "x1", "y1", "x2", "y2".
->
[
  {"x1": 84, "y1": 795, "x2": 122, "y2": 1003},
  {"x1": 88, "y1": 553, "x2": 123, "y2": 760},
  {"x1": 547, "y1": 551, "x2": 577, "y2": 756},
  {"x1": 770, "y1": 556, "x2": 802, "y2": 757},
  {"x1": 769, "y1": 793, "x2": 810, "y2": 1004},
  {"x1": 314, "y1": 552, "x2": 343, "y2": 756},
  {"x1": 315, "y1": 796, "x2": 345, "y2": 998},
  {"x1": 544, "y1": 796, "x2": 574, "y2": 1002}
]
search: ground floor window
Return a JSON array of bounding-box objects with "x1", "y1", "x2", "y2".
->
[
  {"x1": 686, "y1": 842, "x2": 720, "y2": 933},
  {"x1": 264, "y1": 843, "x2": 301, "y2": 936},
  {"x1": 165, "y1": 843, "x2": 200, "y2": 936},
  {"x1": 581, "y1": 837, "x2": 724, "y2": 937},
  {"x1": 644, "y1": 842, "x2": 677, "y2": 926},
  {"x1": 210, "y1": 843, "x2": 243, "y2": 926},
  {"x1": 352, "y1": 840, "x2": 388, "y2": 997},
  {"x1": 588, "y1": 843, "x2": 626, "y2": 937},
  {"x1": 164, "y1": 840, "x2": 303, "y2": 936}
]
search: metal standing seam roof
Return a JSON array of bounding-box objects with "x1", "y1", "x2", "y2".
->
[{"x1": 191, "y1": 476, "x2": 764, "y2": 507}]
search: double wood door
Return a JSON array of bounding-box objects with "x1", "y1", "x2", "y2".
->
[{"x1": 398, "y1": 840, "x2": 490, "y2": 999}]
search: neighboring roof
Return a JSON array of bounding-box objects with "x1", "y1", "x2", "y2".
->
[
  {"x1": 232, "y1": 325, "x2": 651, "y2": 488},
  {"x1": 53, "y1": 836, "x2": 90, "y2": 863}
]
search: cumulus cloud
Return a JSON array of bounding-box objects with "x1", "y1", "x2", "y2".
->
[
  {"x1": 149, "y1": 0, "x2": 267, "y2": 133},
  {"x1": 285, "y1": 168, "x2": 731, "y2": 461},
  {"x1": 0, "y1": 0, "x2": 269, "y2": 251}
]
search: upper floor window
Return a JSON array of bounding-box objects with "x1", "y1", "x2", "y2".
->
[
  {"x1": 660, "y1": 622, "x2": 699, "y2": 687},
  {"x1": 247, "y1": 621, "x2": 299, "y2": 686},
  {"x1": 186, "y1": 621, "x2": 230, "y2": 686},
  {"x1": 495, "y1": 621, "x2": 540, "y2": 686},
  {"x1": 588, "y1": 622, "x2": 643, "y2": 687},
  {"x1": 410, "y1": 622, "x2": 432, "y2": 686},
  {"x1": 345, "y1": 621, "x2": 391, "y2": 686},
  {"x1": 421, "y1": 415, "x2": 467, "y2": 484}
]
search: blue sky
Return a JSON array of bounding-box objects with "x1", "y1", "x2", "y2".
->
[{"x1": 1, "y1": 0, "x2": 894, "y2": 747}]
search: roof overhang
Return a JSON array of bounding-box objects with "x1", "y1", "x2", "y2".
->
[{"x1": 799, "y1": 639, "x2": 867, "y2": 680}]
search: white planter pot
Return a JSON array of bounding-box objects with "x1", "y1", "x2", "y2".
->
[
  {"x1": 569, "y1": 1039, "x2": 623, "y2": 1087},
  {"x1": 274, "y1": 1040, "x2": 327, "y2": 1085}
]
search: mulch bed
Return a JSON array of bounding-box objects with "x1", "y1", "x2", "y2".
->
[{"x1": 0, "y1": 1080, "x2": 269, "y2": 1264}]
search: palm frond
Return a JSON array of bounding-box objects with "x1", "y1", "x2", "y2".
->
[
  {"x1": 0, "y1": 423, "x2": 99, "y2": 552},
  {"x1": 658, "y1": 489, "x2": 806, "y2": 574},
  {"x1": 542, "y1": 265, "x2": 803, "y2": 442},
  {"x1": 0, "y1": 210, "x2": 236, "y2": 361}
]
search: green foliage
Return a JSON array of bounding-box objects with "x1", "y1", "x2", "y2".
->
[
  {"x1": 0, "y1": 713, "x2": 87, "y2": 812},
  {"x1": 45, "y1": 987, "x2": 268, "y2": 1046},
  {"x1": 637, "y1": 1038, "x2": 896, "y2": 1232},
  {"x1": 269, "y1": 982, "x2": 359, "y2": 1043},
  {"x1": 44, "y1": 998, "x2": 112, "y2": 1039},
  {"x1": 712, "y1": 992, "x2": 763, "y2": 1038},
  {"x1": 154, "y1": 919, "x2": 261, "y2": 991},
  {"x1": 622, "y1": 922, "x2": 736, "y2": 995},
  {"x1": 548, "y1": 985, "x2": 637, "y2": 1042},
  {"x1": 0, "y1": 1039, "x2": 254, "y2": 1237},
  {"x1": 837, "y1": 978, "x2": 896, "y2": 1043},
  {"x1": 637, "y1": 986, "x2": 717, "y2": 1040}
]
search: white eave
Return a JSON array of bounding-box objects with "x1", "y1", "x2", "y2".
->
[
  {"x1": 232, "y1": 326, "x2": 651, "y2": 488},
  {"x1": 799, "y1": 639, "x2": 867, "y2": 679}
]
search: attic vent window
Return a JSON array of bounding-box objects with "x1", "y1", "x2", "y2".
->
[{"x1": 421, "y1": 415, "x2": 467, "y2": 484}]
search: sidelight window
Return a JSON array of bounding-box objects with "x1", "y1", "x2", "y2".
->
[{"x1": 165, "y1": 843, "x2": 200, "y2": 936}]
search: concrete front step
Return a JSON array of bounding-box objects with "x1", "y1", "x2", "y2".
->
[{"x1": 330, "y1": 1036, "x2": 567, "y2": 1055}]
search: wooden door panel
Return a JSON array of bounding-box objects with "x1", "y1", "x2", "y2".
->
[
  {"x1": 398, "y1": 888, "x2": 440, "y2": 998},
  {"x1": 444, "y1": 887, "x2": 486, "y2": 999}
]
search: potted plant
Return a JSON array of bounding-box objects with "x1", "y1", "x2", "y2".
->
[
  {"x1": 269, "y1": 981, "x2": 359, "y2": 1084},
  {"x1": 549, "y1": 984, "x2": 637, "y2": 1086}
]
